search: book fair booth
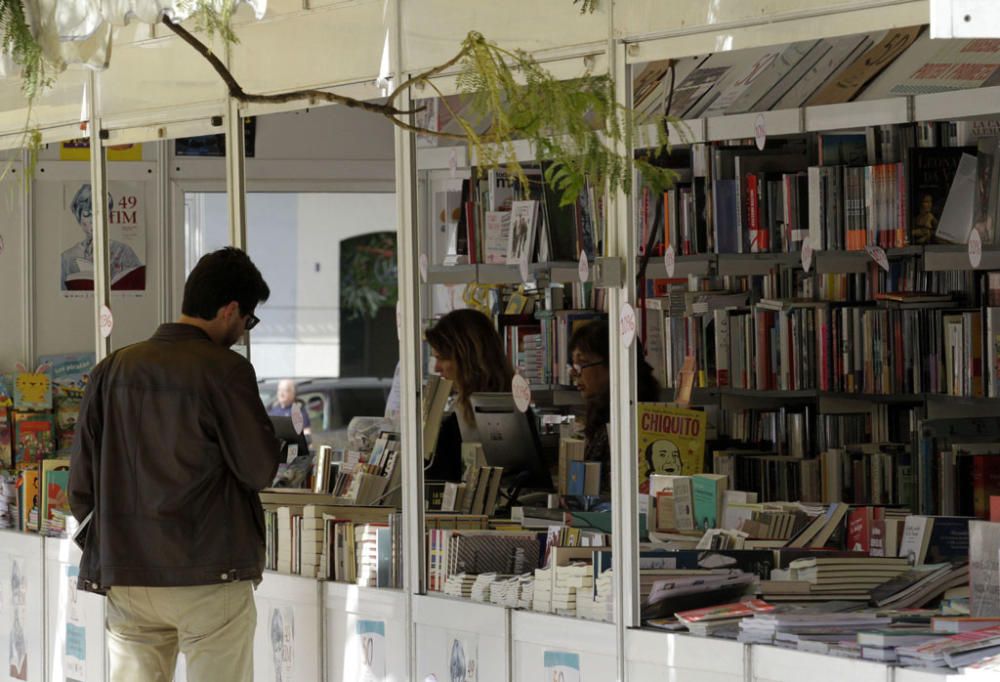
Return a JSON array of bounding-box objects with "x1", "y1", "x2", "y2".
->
[{"x1": 5, "y1": 1, "x2": 1000, "y2": 680}]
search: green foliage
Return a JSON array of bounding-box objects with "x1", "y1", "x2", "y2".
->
[
  {"x1": 0, "y1": 0, "x2": 53, "y2": 100},
  {"x1": 180, "y1": 0, "x2": 240, "y2": 44},
  {"x1": 340, "y1": 232, "x2": 398, "y2": 319},
  {"x1": 449, "y1": 32, "x2": 678, "y2": 207},
  {"x1": 573, "y1": 0, "x2": 598, "y2": 13}
]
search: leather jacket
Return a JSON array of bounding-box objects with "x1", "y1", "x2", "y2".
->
[{"x1": 69, "y1": 323, "x2": 280, "y2": 591}]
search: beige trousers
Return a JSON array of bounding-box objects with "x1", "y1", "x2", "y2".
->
[{"x1": 106, "y1": 582, "x2": 256, "y2": 682}]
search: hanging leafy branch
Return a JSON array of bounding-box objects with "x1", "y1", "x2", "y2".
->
[{"x1": 0, "y1": 0, "x2": 52, "y2": 100}]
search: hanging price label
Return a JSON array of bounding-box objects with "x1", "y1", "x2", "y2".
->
[
  {"x1": 801, "y1": 240, "x2": 813, "y2": 273},
  {"x1": 620, "y1": 301, "x2": 637, "y2": 348},
  {"x1": 865, "y1": 245, "x2": 890, "y2": 272},
  {"x1": 969, "y1": 229, "x2": 983, "y2": 269},
  {"x1": 99, "y1": 305, "x2": 114, "y2": 338},
  {"x1": 754, "y1": 114, "x2": 767, "y2": 151},
  {"x1": 291, "y1": 403, "x2": 305, "y2": 434},
  {"x1": 419, "y1": 253, "x2": 429, "y2": 283},
  {"x1": 512, "y1": 373, "x2": 531, "y2": 413},
  {"x1": 664, "y1": 244, "x2": 676, "y2": 278},
  {"x1": 578, "y1": 250, "x2": 589, "y2": 283}
]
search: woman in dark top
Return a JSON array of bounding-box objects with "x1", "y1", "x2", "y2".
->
[
  {"x1": 424, "y1": 309, "x2": 514, "y2": 481},
  {"x1": 568, "y1": 319, "x2": 660, "y2": 494}
]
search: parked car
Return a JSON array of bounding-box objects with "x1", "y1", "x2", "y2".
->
[{"x1": 258, "y1": 377, "x2": 393, "y2": 446}]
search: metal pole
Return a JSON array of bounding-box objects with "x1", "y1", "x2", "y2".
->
[
  {"x1": 21, "y1": 150, "x2": 33, "y2": 367},
  {"x1": 89, "y1": 71, "x2": 112, "y2": 361}
]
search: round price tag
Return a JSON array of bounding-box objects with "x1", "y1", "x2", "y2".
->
[
  {"x1": 511, "y1": 373, "x2": 531, "y2": 413},
  {"x1": 620, "y1": 301, "x2": 637, "y2": 348},
  {"x1": 865, "y1": 245, "x2": 890, "y2": 272},
  {"x1": 969, "y1": 229, "x2": 983, "y2": 269},
  {"x1": 664, "y1": 244, "x2": 676, "y2": 278},
  {"x1": 99, "y1": 305, "x2": 113, "y2": 338},
  {"x1": 519, "y1": 257, "x2": 530, "y2": 283},
  {"x1": 754, "y1": 114, "x2": 767, "y2": 151},
  {"x1": 578, "y1": 250, "x2": 589, "y2": 283},
  {"x1": 291, "y1": 403, "x2": 304, "y2": 435},
  {"x1": 419, "y1": 253, "x2": 428, "y2": 283},
  {"x1": 801, "y1": 240, "x2": 813, "y2": 273}
]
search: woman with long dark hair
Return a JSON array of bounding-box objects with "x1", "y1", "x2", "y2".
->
[
  {"x1": 568, "y1": 319, "x2": 659, "y2": 494},
  {"x1": 424, "y1": 309, "x2": 514, "y2": 481}
]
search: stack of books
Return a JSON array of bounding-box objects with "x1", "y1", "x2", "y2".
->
[
  {"x1": 354, "y1": 523, "x2": 392, "y2": 588},
  {"x1": 896, "y1": 625, "x2": 1000, "y2": 669},
  {"x1": 738, "y1": 610, "x2": 891, "y2": 646},
  {"x1": 517, "y1": 575, "x2": 535, "y2": 610},
  {"x1": 532, "y1": 567, "x2": 553, "y2": 613},
  {"x1": 856, "y1": 628, "x2": 941, "y2": 663},
  {"x1": 442, "y1": 573, "x2": 476, "y2": 599},
  {"x1": 488, "y1": 574, "x2": 531, "y2": 607},
  {"x1": 552, "y1": 564, "x2": 593, "y2": 617},
  {"x1": 870, "y1": 563, "x2": 969, "y2": 609},
  {"x1": 471, "y1": 573, "x2": 507, "y2": 602},
  {"x1": 676, "y1": 599, "x2": 776, "y2": 637},
  {"x1": 763, "y1": 556, "x2": 910, "y2": 601},
  {"x1": 577, "y1": 569, "x2": 614, "y2": 623}
]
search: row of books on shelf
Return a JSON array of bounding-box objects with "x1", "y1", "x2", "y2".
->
[
  {"x1": 0, "y1": 460, "x2": 72, "y2": 536},
  {"x1": 262, "y1": 502, "x2": 402, "y2": 589},
  {"x1": 499, "y1": 309, "x2": 602, "y2": 386},
  {"x1": 645, "y1": 295, "x2": 1000, "y2": 399}
]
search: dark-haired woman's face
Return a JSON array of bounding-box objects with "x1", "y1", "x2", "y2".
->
[
  {"x1": 571, "y1": 348, "x2": 608, "y2": 401},
  {"x1": 431, "y1": 348, "x2": 457, "y2": 383}
]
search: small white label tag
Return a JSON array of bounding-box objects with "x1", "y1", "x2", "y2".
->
[
  {"x1": 578, "y1": 250, "x2": 589, "y2": 283},
  {"x1": 969, "y1": 229, "x2": 983, "y2": 269},
  {"x1": 419, "y1": 253, "x2": 428, "y2": 283},
  {"x1": 866, "y1": 245, "x2": 890, "y2": 272},
  {"x1": 801, "y1": 240, "x2": 814, "y2": 273},
  {"x1": 664, "y1": 244, "x2": 676, "y2": 278},
  {"x1": 754, "y1": 114, "x2": 767, "y2": 151},
  {"x1": 511, "y1": 373, "x2": 531, "y2": 413},
  {"x1": 99, "y1": 305, "x2": 113, "y2": 338},
  {"x1": 620, "y1": 301, "x2": 637, "y2": 348},
  {"x1": 291, "y1": 403, "x2": 304, "y2": 434}
]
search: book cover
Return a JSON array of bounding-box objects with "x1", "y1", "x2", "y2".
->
[
  {"x1": 20, "y1": 467, "x2": 40, "y2": 532},
  {"x1": 768, "y1": 34, "x2": 876, "y2": 109},
  {"x1": 483, "y1": 211, "x2": 511, "y2": 264},
  {"x1": 908, "y1": 147, "x2": 975, "y2": 244},
  {"x1": 0, "y1": 406, "x2": 10, "y2": 468},
  {"x1": 926, "y1": 516, "x2": 971, "y2": 565},
  {"x1": 14, "y1": 371, "x2": 52, "y2": 411},
  {"x1": 884, "y1": 37, "x2": 1000, "y2": 97},
  {"x1": 13, "y1": 412, "x2": 55, "y2": 468},
  {"x1": 807, "y1": 26, "x2": 923, "y2": 106},
  {"x1": 507, "y1": 200, "x2": 538, "y2": 267},
  {"x1": 692, "y1": 474, "x2": 727, "y2": 531},
  {"x1": 636, "y1": 403, "x2": 707, "y2": 493},
  {"x1": 41, "y1": 459, "x2": 70, "y2": 526},
  {"x1": 936, "y1": 152, "x2": 978, "y2": 244},
  {"x1": 567, "y1": 459, "x2": 586, "y2": 496}
]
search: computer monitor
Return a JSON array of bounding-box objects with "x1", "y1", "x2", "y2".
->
[
  {"x1": 469, "y1": 393, "x2": 553, "y2": 492},
  {"x1": 269, "y1": 415, "x2": 310, "y2": 462}
]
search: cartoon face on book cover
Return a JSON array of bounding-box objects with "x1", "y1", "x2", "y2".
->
[
  {"x1": 14, "y1": 372, "x2": 51, "y2": 412},
  {"x1": 637, "y1": 403, "x2": 707, "y2": 493}
]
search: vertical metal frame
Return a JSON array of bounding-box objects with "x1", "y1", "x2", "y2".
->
[
  {"x1": 156, "y1": 140, "x2": 172, "y2": 324},
  {"x1": 21, "y1": 151, "x2": 34, "y2": 366},
  {"x1": 225, "y1": 98, "x2": 247, "y2": 251},
  {"x1": 88, "y1": 71, "x2": 112, "y2": 361},
  {"x1": 608, "y1": 37, "x2": 641, "y2": 680}
]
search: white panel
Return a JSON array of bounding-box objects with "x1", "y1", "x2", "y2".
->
[
  {"x1": 43, "y1": 538, "x2": 106, "y2": 682},
  {"x1": 98, "y1": 34, "x2": 226, "y2": 129},
  {"x1": 626, "y1": 629, "x2": 745, "y2": 681},
  {"x1": 323, "y1": 583, "x2": 407, "y2": 682},
  {"x1": 413, "y1": 595, "x2": 508, "y2": 682},
  {"x1": 805, "y1": 98, "x2": 911, "y2": 132},
  {"x1": 930, "y1": 0, "x2": 1000, "y2": 38},
  {"x1": 916, "y1": 84, "x2": 1000, "y2": 122},
  {"x1": 751, "y1": 645, "x2": 893, "y2": 682},
  {"x1": 624, "y1": 1, "x2": 928, "y2": 64},
  {"x1": 400, "y1": 0, "x2": 608, "y2": 73},
  {"x1": 0, "y1": 69, "x2": 87, "y2": 140},
  {"x1": 253, "y1": 572, "x2": 322, "y2": 682},
  {"x1": 0, "y1": 530, "x2": 44, "y2": 682},
  {"x1": 511, "y1": 611, "x2": 617, "y2": 681},
  {"x1": 232, "y1": 2, "x2": 387, "y2": 95},
  {"x1": 706, "y1": 108, "x2": 802, "y2": 142},
  {"x1": 0, "y1": 165, "x2": 24, "y2": 368},
  {"x1": 618, "y1": 0, "x2": 927, "y2": 43}
]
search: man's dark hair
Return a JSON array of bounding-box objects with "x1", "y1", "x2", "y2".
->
[{"x1": 182, "y1": 247, "x2": 270, "y2": 320}]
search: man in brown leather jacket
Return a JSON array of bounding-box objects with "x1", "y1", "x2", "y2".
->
[{"x1": 69, "y1": 247, "x2": 280, "y2": 682}]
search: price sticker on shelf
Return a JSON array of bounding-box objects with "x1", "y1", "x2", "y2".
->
[
  {"x1": 99, "y1": 305, "x2": 113, "y2": 338},
  {"x1": 291, "y1": 403, "x2": 304, "y2": 435},
  {"x1": 664, "y1": 244, "x2": 676, "y2": 278},
  {"x1": 578, "y1": 250, "x2": 589, "y2": 283},
  {"x1": 519, "y1": 257, "x2": 530, "y2": 283},
  {"x1": 865, "y1": 245, "x2": 890, "y2": 272},
  {"x1": 620, "y1": 301, "x2": 637, "y2": 348},
  {"x1": 512, "y1": 373, "x2": 531, "y2": 413},
  {"x1": 419, "y1": 253, "x2": 428, "y2": 283},
  {"x1": 754, "y1": 114, "x2": 767, "y2": 151},
  {"x1": 969, "y1": 229, "x2": 983, "y2": 269},
  {"x1": 801, "y1": 240, "x2": 813, "y2": 273}
]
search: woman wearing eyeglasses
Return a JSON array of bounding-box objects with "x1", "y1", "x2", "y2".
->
[
  {"x1": 569, "y1": 319, "x2": 660, "y2": 494},
  {"x1": 425, "y1": 309, "x2": 514, "y2": 481}
]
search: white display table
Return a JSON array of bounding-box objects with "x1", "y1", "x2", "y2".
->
[
  {"x1": 627, "y1": 628, "x2": 747, "y2": 682},
  {"x1": 413, "y1": 594, "x2": 509, "y2": 682},
  {"x1": 511, "y1": 611, "x2": 617, "y2": 681},
  {"x1": 323, "y1": 581, "x2": 407, "y2": 682},
  {"x1": 253, "y1": 571, "x2": 323, "y2": 682}
]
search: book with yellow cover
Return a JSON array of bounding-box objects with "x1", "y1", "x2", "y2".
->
[{"x1": 637, "y1": 403, "x2": 707, "y2": 494}]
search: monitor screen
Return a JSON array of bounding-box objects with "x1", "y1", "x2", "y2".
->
[{"x1": 469, "y1": 393, "x2": 552, "y2": 491}]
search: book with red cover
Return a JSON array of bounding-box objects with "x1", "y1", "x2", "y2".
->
[
  {"x1": 991, "y1": 496, "x2": 1000, "y2": 523},
  {"x1": 676, "y1": 598, "x2": 774, "y2": 624}
]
